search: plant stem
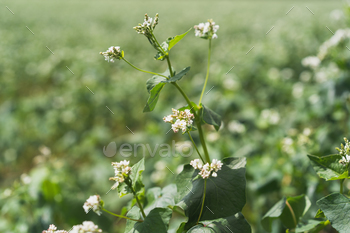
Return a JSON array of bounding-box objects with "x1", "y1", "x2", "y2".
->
[
  {"x1": 285, "y1": 200, "x2": 297, "y2": 228},
  {"x1": 122, "y1": 58, "x2": 169, "y2": 80},
  {"x1": 198, "y1": 39, "x2": 212, "y2": 105},
  {"x1": 150, "y1": 30, "x2": 166, "y2": 55},
  {"x1": 187, "y1": 132, "x2": 205, "y2": 163},
  {"x1": 197, "y1": 179, "x2": 207, "y2": 225},
  {"x1": 172, "y1": 82, "x2": 210, "y2": 162},
  {"x1": 102, "y1": 208, "x2": 143, "y2": 222},
  {"x1": 340, "y1": 179, "x2": 345, "y2": 194},
  {"x1": 166, "y1": 56, "x2": 174, "y2": 76},
  {"x1": 125, "y1": 178, "x2": 146, "y2": 218}
]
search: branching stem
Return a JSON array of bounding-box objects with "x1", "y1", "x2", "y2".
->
[{"x1": 102, "y1": 208, "x2": 143, "y2": 222}]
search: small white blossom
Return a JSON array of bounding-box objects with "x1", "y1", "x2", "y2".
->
[
  {"x1": 133, "y1": 13, "x2": 159, "y2": 36},
  {"x1": 301, "y1": 56, "x2": 320, "y2": 69},
  {"x1": 194, "y1": 19, "x2": 219, "y2": 39},
  {"x1": 83, "y1": 195, "x2": 102, "y2": 216},
  {"x1": 337, "y1": 138, "x2": 350, "y2": 166},
  {"x1": 163, "y1": 108, "x2": 194, "y2": 133},
  {"x1": 70, "y1": 221, "x2": 102, "y2": 233},
  {"x1": 42, "y1": 224, "x2": 68, "y2": 233},
  {"x1": 109, "y1": 160, "x2": 132, "y2": 189},
  {"x1": 190, "y1": 159, "x2": 223, "y2": 179},
  {"x1": 100, "y1": 46, "x2": 123, "y2": 62}
]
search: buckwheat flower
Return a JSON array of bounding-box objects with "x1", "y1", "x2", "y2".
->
[
  {"x1": 133, "y1": 13, "x2": 159, "y2": 36},
  {"x1": 100, "y1": 46, "x2": 124, "y2": 62},
  {"x1": 194, "y1": 19, "x2": 219, "y2": 39},
  {"x1": 70, "y1": 221, "x2": 102, "y2": 233},
  {"x1": 83, "y1": 195, "x2": 103, "y2": 216},
  {"x1": 199, "y1": 163, "x2": 212, "y2": 179},
  {"x1": 337, "y1": 137, "x2": 350, "y2": 166},
  {"x1": 109, "y1": 160, "x2": 132, "y2": 189},
  {"x1": 42, "y1": 224, "x2": 68, "y2": 233},
  {"x1": 163, "y1": 115, "x2": 173, "y2": 123},
  {"x1": 211, "y1": 159, "x2": 223, "y2": 172},
  {"x1": 190, "y1": 159, "x2": 202, "y2": 169},
  {"x1": 164, "y1": 108, "x2": 195, "y2": 133}
]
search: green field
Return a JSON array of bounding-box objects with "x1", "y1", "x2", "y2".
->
[{"x1": 0, "y1": 1, "x2": 348, "y2": 232}]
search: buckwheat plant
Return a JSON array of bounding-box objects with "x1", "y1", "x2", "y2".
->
[{"x1": 43, "y1": 13, "x2": 251, "y2": 233}]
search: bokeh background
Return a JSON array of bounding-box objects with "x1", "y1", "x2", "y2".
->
[{"x1": 1, "y1": 1, "x2": 350, "y2": 232}]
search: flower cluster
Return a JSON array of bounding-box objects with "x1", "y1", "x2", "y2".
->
[
  {"x1": 163, "y1": 108, "x2": 194, "y2": 133},
  {"x1": 70, "y1": 221, "x2": 102, "y2": 233},
  {"x1": 337, "y1": 137, "x2": 350, "y2": 166},
  {"x1": 42, "y1": 225, "x2": 68, "y2": 233},
  {"x1": 83, "y1": 195, "x2": 103, "y2": 216},
  {"x1": 109, "y1": 160, "x2": 132, "y2": 189},
  {"x1": 194, "y1": 19, "x2": 219, "y2": 39},
  {"x1": 100, "y1": 46, "x2": 124, "y2": 62},
  {"x1": 133, "y1": 13, "x2": 159, "y2": 37},
  {"x1": 318, "y1": 29, "x2": 350, "y2": 59},
  {"x1": 190, "y1": 159, "x2": 223, "y2": 179}
]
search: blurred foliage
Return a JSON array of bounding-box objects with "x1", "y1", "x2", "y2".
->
[{"x1": 0, "y1": 1, "x2": 349, "y2": 233}]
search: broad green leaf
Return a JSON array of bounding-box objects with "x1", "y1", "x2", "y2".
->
[
  {"x1": 176, "y1": 222, "x2": 186, "y2": 233},
  {"x1": 176, "y1": 157, "x2": 247, "y2": 230},
  {"x1": 168, "y1": 28, "x2": 192, "y2": 51},
  {"x1": 187, "y1": 212, "x2": 251, "y2": 233},
  {"x1": 314, "y1": 209, "x2": 325, "y2": 218},
  {"x1": 178, "y1": 102, "x2": 200, "y2": 112},
  {"x1": 307, "y1": 154, "x2": 349, "y2": 181},
  {"x1": 144, "y1": 184, "x2": 176, "y2": 215},
  {"x1": 200, "y1": 104, "x2": 222, "y2": 131},
  {"x1": 167, "y1": 67, "x2": 190, "y2": 83},
  {"x1": 261, "y1": 198, "x2": 286, "y2": 232},
  {"x1": 146, "y1": 76, "x2": 167, "y2": 94},
  {"x1": 294, "y1": 219, "x2": 329, "y2": 233},
  {"x1": 261, "y1": 195, "x2": 311, "y2": 232},
  {"x1": 125, "y1": 206, "x2": 141, "y2": 233},
  {"x1": 118, "y1": 158, "x2": 145, "y2": 198},
  {"x1": 280, "y1": 195, "x2": 311, "y2": 229},
  {"x1": 143, "y1": 82, "x2": 165, "y2": 112},
  {"x1": 126, "y1": 207, "x2": 172, "y2": 233},
  {"x1": 317, "y1": 193, "x2": 350, "y2": 233}
]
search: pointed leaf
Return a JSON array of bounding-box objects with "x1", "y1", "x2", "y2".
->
[
  {"x1": 200, "y1": 105, "x2": 222, "y2": 131},
  {"x1": 143, "y1": 82, "x2": 165, "y2": 112},
  {"x1": 126, "y1": 207, "x2": 173, "y2": 233},
  {"x1": 176, "y1": 157, "x2": 247, "y2": 229},
  {"x1": 261, "y1": 198, "x2": 286, "y2": 232},
  {"x1": 307, "y1": 154, "x2": 349, "y2": 181},
  {"x1": 314, "y1": 209, "x2": 325, "y2": 218},
  {"x1": 118, "y1": 158, "x2": 145, "y2": 198},
  {"x1": 187, "y1": 213, "x2": 251, "y2": 233},
  {"x1": 167, "y1": 67, "x2": 190, "y2": 82},
  {"x1": 168, "y1": 28, "x2": 192, "y2": 51},
  {"x1": 317, "y1": 193, "x2": 350, "y2": 233},
  {"x1": 295, "y1": 219, "x2": 329, "y2": 233},
  {"x1": 144, "y1": 184, "x2": 176, "y2": 215}
]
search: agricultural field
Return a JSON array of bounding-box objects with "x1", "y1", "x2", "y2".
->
[{"x1": 0, "y1": 1, "x2": 349, "y2": 233}]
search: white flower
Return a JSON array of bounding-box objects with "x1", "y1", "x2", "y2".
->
[
  {"x1": 190, "y1": 159, "x2": 202, "y2": 169},
  {"x1": 337, "y1": 138, "x2": 350, "y2": 166},
  {"x1": 191, "y1": 159, "x2": 223, "y2": 179},
  {"x1": 302, "y1": 56, "x2": 320, "y2": 69},
  {"x1": 42, "y1": 224, "x2": 68, "y2": 233},
  {"x1": 83, "y1": 195, "x2": 102, "y2": 216},
  {"x1": 109, "y1": 160, "x2": 132, "y2": 189},
  {"x1": 194, "y1": 19, "x2": 219, "y2": 39},
  {"x1": 70, "y1": 221, "x2": 102, "y2": 233},
  {"x1": 100, "y1": 46, "x2": 123, "y2": 62},
  {"x1": 164, "y1": 108, "x2": 195, "y2": 133},
  {"x1": 133, "y1": 13, "x2": 159, "y2": 35},
  {"x1": 163, "y1": 115, "x2": 173, "y2": 123}
]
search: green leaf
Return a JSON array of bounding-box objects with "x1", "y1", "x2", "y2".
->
[
  {"x1": 167, "y1": 67, "x2": 190, "y2": 83},
  {"x1": 146, "y1": 76, "x2": 167, "y2": 94},
  {"x1": 314, "y1": 209, "x2": 326, "y2": 218},
  {"x1": 178, "y1": 102, "x2": 200, "y2": 112},
  {"x1": 143, "y1": 82, "x2": 165, "y2": 112},
  {"x1": 261, "y1": 195, "x2": 311, "y2": 232},
  {"x1": 307, "y1": 154, "x2": 349, "y2": 181},
  {"x1": 168, "y1": 28, "x2": 192, "y2": 51},
  {"x1": 187, "y1": 213, "x2": 251, "y2": 233},
  {"x1": 144, "y1": 184, "x2": 176, "y2": 215},
  {"x1": 295, "y1": 219, "x2": 329, "y2": 233},
  {"x1": 317, "y1": 193, "x2": 350, "y2": 233},
  {"x1": 200, "y1": 104, "x2": 222, "y2": 131},
  {"x1": 125, "y1": 206, "x2": 141, "y2": 233},
  {"x1": 176, "y1": 157, "x2": 247, "y2": 230},
  {"x1": 118, "y1": 158, "x2": 145, "y2": 198},
  {"x1": 126, "y1": 207, "x2": 173, "y2": 233},
  {"x1": 261, "y1": 198, "x2": 286, "y2": 232},
  {"x1": 176, "y1": 222, "x2": 186, "y2": 233}
]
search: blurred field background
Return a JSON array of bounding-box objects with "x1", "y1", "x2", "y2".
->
[{"x1": 1, "y1": 1, "x2": 350, "y2": 232}]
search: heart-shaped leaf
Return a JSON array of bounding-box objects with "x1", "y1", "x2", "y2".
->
[
  {"x1": 168, "y1": 28, "x2": 192, "y2": 51},
  {"x1": 200, "y1": 105, "x2": 221, "y2": 131}
]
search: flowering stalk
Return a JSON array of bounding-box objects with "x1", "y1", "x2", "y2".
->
[
  {"x1": 125, "y1": 177, "x2": 146, "y2": 218},
  {"x1": 122, "y1": 57, "x2": 169, "y2": 80},
  {"x1": 197, "y1": 179, "x2": 207, "y2": 225},
  {"x1": 198, "y1": 38, "x2": 212, "y2": 105},
  {"x1": 102, "y1": 208, "x2": 143, "y2": 222},
  {"x1": 187, "y1": 132, "x2": 204, "y2": 163}
]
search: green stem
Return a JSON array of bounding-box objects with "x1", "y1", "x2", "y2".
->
[
  {"x1": 340, "y1": 179, "x2": 345, "y2": 194},
  {"x1": 122, "y1": 58, "x2": 169, "y2": 80},
  {"x1": 198, "y1": 39, "x2": 212, "y2": 105},
  {"x1": 285, "y1": 200, "x2": 297, "y2": 228},
  {"x1": 187, "y1": 132, "x2": 205, "y2": 163},
  {"x1": 166, "y1": 56, "x2": 174, "y2": 76},
  {"x1": 172, "y1": 82, "x2": 210, "y2": 162},
  {"x1": 102, "y1": 208, "x2": 143, "y2": 222},
  {"x1": 125, "y1": 178, "x2": 146, "y2": 218},
  {"x1": 197, "y1": 179, "x2": 207, "y2": 225},
  {"x1": 150, "y1": 30, "x2": 166, "y2": 55}
]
